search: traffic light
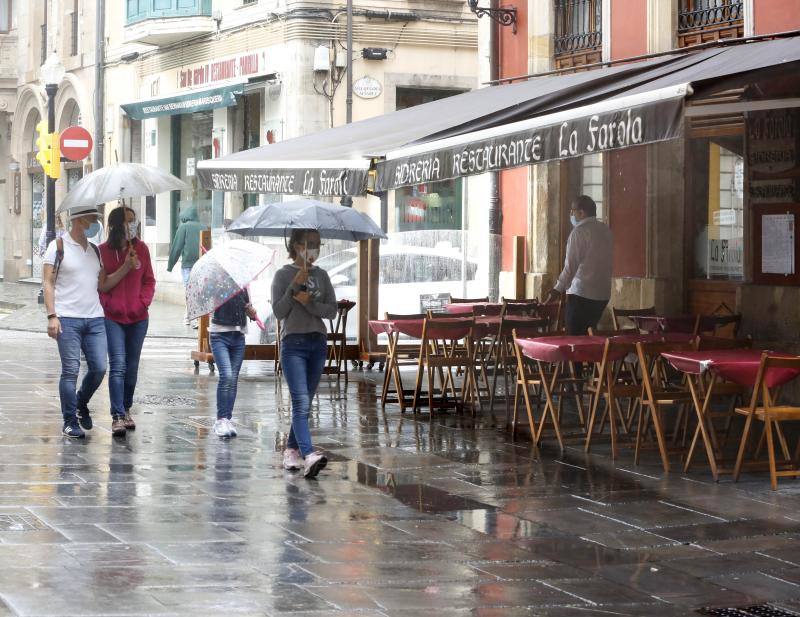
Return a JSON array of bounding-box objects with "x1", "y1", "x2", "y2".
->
[{"x1": 35, "y1": 121, "x2": 60, "y2": 179}]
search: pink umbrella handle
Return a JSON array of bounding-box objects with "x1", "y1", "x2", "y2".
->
[{"x1": 255, "y1": 317, "x2": 266, "y2": 331}]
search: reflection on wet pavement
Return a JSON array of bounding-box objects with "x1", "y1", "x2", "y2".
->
[{"x1": 2, "y1": 329, "x2": 800, "y2": 616}]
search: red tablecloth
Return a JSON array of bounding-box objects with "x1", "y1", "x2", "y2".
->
[
  {"x1": 444, "y1": 302, "x2": 502, "y2": 315},
  {"x1": 368, "y1": 318, "x2": 475, "y2": 340},
  {"x1": 662, "y1": 349, "x2": 800, "y2": 388},
  {"x1": 515, "y1": 336, "x2": 624, "y2": 363},
  {"x1": 608, "y1": 332, "x2": 695, "y2": 345}
]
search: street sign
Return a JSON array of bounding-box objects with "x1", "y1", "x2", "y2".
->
[{"x1": 59, "y1": 126, "x2": 93, "y2": 161}]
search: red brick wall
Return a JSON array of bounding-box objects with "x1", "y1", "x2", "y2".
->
[
  {"x1": 754, "y1": 0, "x2": 800, "y2": 35},
  {"x1": 498, "y1": 1, "x2": 528, "y2": 270}
]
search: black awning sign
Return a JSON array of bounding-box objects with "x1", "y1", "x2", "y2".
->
[
  {"x1": 376, "y1": 96, "x2": 684, "y2": 191},
  {"x1": 197, "y1": 166, "x2": 369, "y2": 197}
]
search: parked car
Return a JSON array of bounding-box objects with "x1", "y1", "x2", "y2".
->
[{"x1": 315, "y1": 245, "x2": 484, "y2": 340}]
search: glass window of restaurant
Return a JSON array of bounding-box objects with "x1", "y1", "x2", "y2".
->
[
  {"x1": 174, "y1": 110, "x2": 213, "y2": 236},
  {"x1": 688, "y1": 134, "x2": 745, "y2": 281},
  {"x1": 394, "y1": 87, "x2": 466, "y2": 232}
]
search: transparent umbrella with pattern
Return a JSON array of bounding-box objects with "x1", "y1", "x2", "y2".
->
[{"x1": 185, "y1": 239, "x2": 276, "y2": 320}]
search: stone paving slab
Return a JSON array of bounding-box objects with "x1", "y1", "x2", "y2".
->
[{"x1": 1, "y1": 328, "x2": 800, "y2": 615}]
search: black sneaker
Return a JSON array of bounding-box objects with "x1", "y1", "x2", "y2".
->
[
  {"x1": 76, "y1": 405, "x2": 93, "y2": 431},
  {"x1": 62, "y1": 420, "x2": 85, "y2": 439}
]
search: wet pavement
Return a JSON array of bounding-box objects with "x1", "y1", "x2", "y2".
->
[{"x1": 2, "y1": 324, "x2": 800, "y2": 616}]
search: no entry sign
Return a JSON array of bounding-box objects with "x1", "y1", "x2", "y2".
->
[{"x1": 60, "y1": 126, "x2": 93, "y2": 161}]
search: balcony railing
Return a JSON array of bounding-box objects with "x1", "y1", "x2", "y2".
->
[
  {"x1": 678, "y1": 0, "x2": 743, "y2": 33},
  {"x1": 126, "y1": 0, "x2": 212, "y2": 26},
  {"x1": 554, "y1": 0, "x2": 602, "y2": 56}
]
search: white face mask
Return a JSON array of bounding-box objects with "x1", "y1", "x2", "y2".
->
[
  {"x1": 300, "y1": 247, "x2": 320, "y2": 263},
  {"x1": 127, "y1": 221, "x2": 138, "y2": 238}
]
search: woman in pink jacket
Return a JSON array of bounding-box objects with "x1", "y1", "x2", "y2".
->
[{"x1": 98, "y1": 206, "x2": 156, "y2": 437}]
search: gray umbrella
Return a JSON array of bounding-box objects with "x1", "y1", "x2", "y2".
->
[
  {"x1": 228, "y1": 199, "x2": 387, "y2": 241},
  {"x1": 57, "y1": 163, "x2": 189, "y2": 213}
]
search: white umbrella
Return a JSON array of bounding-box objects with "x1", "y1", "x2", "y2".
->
[
  {"x1": 57, "y1": 163, "x2": 189, "y2": 213},
  {"x1": 185, "y1": 240, "x2": 276, "y2": 320}
]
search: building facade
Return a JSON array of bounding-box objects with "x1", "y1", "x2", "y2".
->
[
  {"x1": 101, "y1": 0, "x2": 478, "y2": 301},
  {"x1": 2, "y1": 0, "x2": 99, "y2": 282},
  {"x1": 488, "y1": 0, "x2": 800, "y2": 349}
]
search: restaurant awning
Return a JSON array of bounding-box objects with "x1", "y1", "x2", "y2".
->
[
  {"x1": 121, "y1": 80, "x2": 246, "y2": 120},
  {"x1": 196, "y1": 36, "x2": 800, "y2": 197}
]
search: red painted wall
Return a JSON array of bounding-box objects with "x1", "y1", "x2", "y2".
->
[
  {"x1": 607, "y1": 0, "x2": 648, "y2": 278},
  {"x1": 610, "y1": 0, "x2": 647, "y2": 61},
  {"x1": 498, "y1": 1, "x2": 529, "y2": 271},
  {"x1": 754, "y1": 0, "x2": 800, "y2": 34}
]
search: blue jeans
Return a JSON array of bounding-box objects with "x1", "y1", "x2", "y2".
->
[
  {"x1": 105, "y1": 318, "x2": 149, "y2": 417},
  {"x1": 281, "y1": 332, "x2": 328, "y2": 456},
  {"x1": 210, "y1": 331, "x2": 246, "y2": 420},
  {"x1": 56, "y1": 317, "x2": 107, "y2": 423}
]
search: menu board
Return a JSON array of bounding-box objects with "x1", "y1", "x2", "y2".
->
[
  {"x1": 747, "y1": 109, "x2": 799, "y2": 204},
  {"x1": 761, "y1": 213, "x2": 795, "y2": 275}
]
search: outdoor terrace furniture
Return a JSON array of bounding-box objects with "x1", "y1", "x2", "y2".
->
[
  {"x1": 611, "y1": 306, "x2": 656, "y2": 330},
  {"x1": 324, "y1": 299, "x2": 356, "y2": 385},
  {"x1": 732, "y1": 354, "x2": 800, "y2": 490},
  {"x1": 634, "y1": 340, "x2": 697, "y2": 472},
  {"x1": 411, "y1": 317, "x2": 480, "y2": 415}
]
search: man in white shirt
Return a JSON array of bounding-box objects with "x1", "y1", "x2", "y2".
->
[
  {"x1": 43, "y1": 205, "x2": 131, "y2": 438},
  {"x1": 546, "y1": 195, "x2": 613, "y2": 335}
]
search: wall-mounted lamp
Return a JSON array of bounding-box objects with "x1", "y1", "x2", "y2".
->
[{"x1": 467, "y1": 0, "x2": 517, "y2": 34}]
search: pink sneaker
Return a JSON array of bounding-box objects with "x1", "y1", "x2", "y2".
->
[
  {"x1": 303, "y1": 452, "x2": 328, "y2": 479},
  {"x1": 282, "y1": 448, "x2": 302, "y2": 471}
]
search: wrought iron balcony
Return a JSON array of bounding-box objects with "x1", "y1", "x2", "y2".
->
[
  {"x1": 678, "y1": 0, "x2": 743, "y2": 33},
  {"x1": 554, "y1": 0, "x2": 602, "y2": 57}
]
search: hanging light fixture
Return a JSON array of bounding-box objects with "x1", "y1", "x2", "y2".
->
[{"x1": 467, "y1": 0, "x2": 517, "y2": 34}]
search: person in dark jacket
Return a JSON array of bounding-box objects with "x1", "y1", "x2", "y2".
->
[
  {"x1": 209, "y1": 289, "x2": 257, "y2": 438},
  {"x1": 167, "y1": 205, "x2": 205, "y2": 327},
  {"x1": 98, "y1": 206, "x2": 156, "y2": 437}
]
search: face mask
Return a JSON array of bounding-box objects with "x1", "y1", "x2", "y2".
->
[
  {"x1": 570, "y1": 214, "x2": 578, "y2": 227},
  {"x1": 86, "y1": 222, "x2": 101, "y2": 238},
  {"x1": 127, "y1": 221, "x2": 138, "y2": 238},
  {"x1": 300, "y1": 247, "x2": 320, "y2": 263}
]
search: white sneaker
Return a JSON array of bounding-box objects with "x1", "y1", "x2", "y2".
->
[
  {"x1": 213, "y1": 419, "x2": 231, "y2": 438},
  {"x1": 283, "y1": 448, "x2": 302, "y2": 471},
  {"x1": 226, "y1": 418, "x2": 237, "y2": 437},
  {"x1": 303, "y1": 451, "x2": 328, "y2": 479}
]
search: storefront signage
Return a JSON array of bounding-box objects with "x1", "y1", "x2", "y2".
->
[
  {"x1": 708, "y1": 237, "x2": 743, "y2": 278},
  {"x1": 353, "y1": 76, "x2": 382, "y2": 100},
  {"x1": 196, "y1": 167, "x2": 369, "y2": 197},
  {"x1": 121, "y1": 83, "x2": 245, "y2": 120},
  {"x1": 747, "y1": 109, "x2": 799, "y2": 204},
  {"x1": 375, "y1": 96, "x2": 684, "y2": 191},
  {"x1": 178, "y1": 50, "x2": 269, "y2": 89}
]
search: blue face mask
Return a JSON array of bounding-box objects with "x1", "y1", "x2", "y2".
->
[
  {"x1": 570, "y1": 214, "x2": 579, "y2": 227},
  {"x1": 86, "y1": 222, "x2": 101, "y2": 238}
]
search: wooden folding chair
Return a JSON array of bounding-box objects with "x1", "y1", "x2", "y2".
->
[
  {"x1": 733, "y1": 354, "x2": 800, "y2": 490},
  {"x1": 412, "y1": 317, "x2": 479, "y2": 416},
  {"x1": 535, "y1": 300, "x2": 563, "y2": 332},
  {"x1": 585, "y1": 337, "x2": 642, "y2": 459},
  {"x1": 611, "y1": 306, "x2": 656, "y2": 331},
  {"x1": 325, "y1": 300, "x2": 355, "y2": 385},
  {"x1": 699, "y1": 314, "x2": 742, "y2": 339},
  {"x1": 383, "y1": 312, "x2": 427, "y2": 413},
  {"x1": 488, "y1": 317, "x2": 550, "y2": 418},
  {"x1": 634, "y1": 341, "x2": 696, "y2": 472}
]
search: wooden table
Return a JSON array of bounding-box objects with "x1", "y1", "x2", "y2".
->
[
  {"x1": 369, "y1": 317, "x2": 481, "y2": 413},
  {"x1": 514, "y1": 335, "x2": 613, "y2": 450},
  {"x1": 661, "y1": 349, "x2": 800, "y2": 480}
]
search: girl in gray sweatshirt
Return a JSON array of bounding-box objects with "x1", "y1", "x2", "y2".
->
[{"x1": 271, "y1": 229, "x2": 337, "y2": 479}]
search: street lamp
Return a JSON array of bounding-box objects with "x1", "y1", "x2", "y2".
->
[{"x1": 40, "y1": 53, "x2": 65, "y2": 250}]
